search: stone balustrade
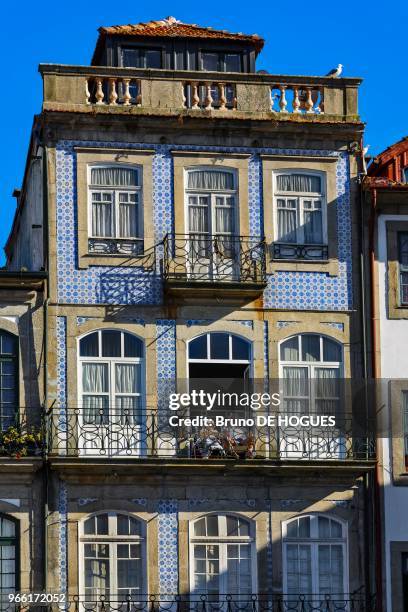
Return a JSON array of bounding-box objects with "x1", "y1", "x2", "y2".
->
[{"x1": 40, "y1": 64, "x2": 361, "y2": 121}]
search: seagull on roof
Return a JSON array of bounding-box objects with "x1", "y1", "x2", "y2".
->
[{"x1": 326, "y1": 64, "x2": 343, "y2": 78}]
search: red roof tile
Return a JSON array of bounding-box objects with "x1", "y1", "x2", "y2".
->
[{"x1": 92, "y1": 17, "x2": 264, "y2": 64}]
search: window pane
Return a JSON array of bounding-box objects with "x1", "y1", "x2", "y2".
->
[
  {"x1": 0, "y1": 518, "x2": 15, "y2": 538},
  {"x1": 102, "y1": 331, "x2": 121, "y2": 357},
  {"x1": 278, "y1": 205, "x2": 297, "y2": 243},
  {"x1": 188, "y1": 170, "x2": 234, "y2": 191},
  {"x1": 225, "y1": 54, "x2": 241, "y2": 72},
  {"x1": 92, "y1": 199, "x2": 113, "y2": 237},
  {"x1": 231, "y1": 336, "x2": 250, "y2": 361},
  {"x1": 286, "y1": 521, "x2": 298, "y2": 538},
  {"x1": 145, "y1": 49, "x2": 162, "y2": 68},
  {"x1": 115, "y1": 364, "x2": 139, "y2": 394},
  {"x1": 202, "y1": 53, "x2": 219, "y2": 71},
  {"x1": 304, "y1": 207, "x2": 323, "y2": 244},
  {"x1": 124, "y1": 334, "x2": 143, "y2": 358},
  {"x1": 298, "y1": 517, "x2": 310, "y2": 538},
  {"x1": 323, "y1": 338, "x2": 341, "y2": 362},
  {"x1": 122, "y1": 48, "x2": 144, "y2": 68},
  {"x1": 117, "y1": 514, "x2": 141, "y2": 536},
  {"x1": 194, "y1": 518, "x2": 206, "y2": 537},
  {"x1": 206, "y1": 515, "x2": 219, "y2": 537},
  {"x1": 82, "y1": 364, "x2": 108, "y2": 393},
  {"x1": 84, "y1": 517, "x2": 96, "y2": 535},
  {"x1": 96, "y1": 514, "x2": 109, "y2": 535},
  {"x1": 301, "y1": 335, "x2": 320, "y2": 362},
  {"x1": 189, "y1": 336, "x2": 208, "y2": 360},
  {"x1": 280, "y1": 337, "x2": 299, "y2": 361},
  {"x1": 277, "y1": 174, "x2": 321, "y2": 193},
  {"x1": 210, "y1": 333, "x2": 229, "y2": 360},
  {"x1": 80, "y1": 333, "x2": 99, "y2": 357},
  {"x1": 91, "y1": 167, "x2": 139, "y2": 187},
  {"x1": 226, "y1": 516, "x2": 240, "y2": 536},
  {"x1": 119, "y1": 199, "x2": 138, "y2": 238},
  {"x1": 318, "y1": 516, "x2": 330, "y2": 538},
  {"x1": 0, "y1": 334, "x2": 16, "y2": 356}
]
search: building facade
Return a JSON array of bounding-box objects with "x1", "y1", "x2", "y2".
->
[
  {"x1": 365, "y1": 139, "x2": 408, "y2": 612},
  {"x1": 2, "y1": 16, "x2": 377, "y2": 611}
]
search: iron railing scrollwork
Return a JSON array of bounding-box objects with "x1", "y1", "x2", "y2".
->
[
  {"x1": 273, "y1": 242, "x2": 329, "y2": 261},
  {"x1": 88, "y1": 237, "x2": 144, "y2": 256},
  {"x1": 163, "y1": 234, "x2": 267, "y2": 285},
  {"x1": 46, "y1": 407, "x2": 376, "y2": 461},
  {"x1": 10, "y1": 593, "x2": 376, "y2": 612}
]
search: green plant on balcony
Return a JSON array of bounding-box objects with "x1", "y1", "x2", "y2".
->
[{"x1": 0, "y1": 426, "x2": 44, "y2": 458}]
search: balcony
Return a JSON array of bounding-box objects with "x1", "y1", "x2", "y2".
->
[
  {"x1": 46, "y1": 408, "x2": 376, "y2": 465},
  {"x1": 0, "y1": 410, "x2": 44, "y2": 459},
  {"x1": 39, "y1": 65, "x2": 361, "y2": 123},
  {"x1": 24, "y1": 593, "x2": 377, "y2": 612},
  {"x1": 162, "y1": 234, "x2": 267, "y2": 300}
]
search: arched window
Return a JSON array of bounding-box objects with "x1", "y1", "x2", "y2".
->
[
  {"x1": 273, "y1": 170, "x2": 327, "y2": 260},
  {"x1": 188, "y1": 332, "x2": 251, "y2": 378},
  {"x1": 283, "y1": 514, "x2": 347, "y2": 595},
  {"x1": 279, "y1": 334, "x2": 342, "y2": 414},
  {"x1": 80, "y1": 512, "x2": 146, "y2": 600},
  {"x1": 190, "y1": 514, "x2": 256, "y2": 596},
  {"x1": 0, "y1": 514, "x2": 18, "y2": 596},
  {"x1": 88, "y1": 164, "x2": 143, "y2": 255},
  {"x1": 0, "y1": 331, "x2": 18, "y2": 430},
  {"x1": 78, "y1": 330, "x2": 145, "y2": 455}
]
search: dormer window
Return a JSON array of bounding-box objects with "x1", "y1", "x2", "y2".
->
[
  {"x1": 121, "y1": 47, "x2": 162, "y2": 69},
  {"x1": 201, "y1": 51, "x2": 242, "y2": 72}
]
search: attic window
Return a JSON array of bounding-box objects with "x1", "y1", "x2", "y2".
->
[{"x1": 122, "y1": 47, "x2": 162, "y2": 69}]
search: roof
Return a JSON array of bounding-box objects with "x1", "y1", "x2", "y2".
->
[
  {"x1": 92, "y1": 16, "x2": 264, "y2": 64},
  {"x1": 368, "y1": 135, "x2": 408, "y2": 176}
]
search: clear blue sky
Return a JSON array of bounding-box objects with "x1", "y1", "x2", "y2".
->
[{"x1": 1, "y1": 0, "x2": 406, "y2": 265}]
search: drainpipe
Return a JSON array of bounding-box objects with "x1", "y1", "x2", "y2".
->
[
  {"x1": 368, "y1": 185, "x2": 384, "y2": 611},
  {"x1": 41, "y1": 139, "x2": 50, "y2": 593}
]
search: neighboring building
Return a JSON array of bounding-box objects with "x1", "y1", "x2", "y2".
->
[
  {"x1": 3, "y1": 16, "x2": 377, "y2": 611},
  {"x1": 365, "y1": 138, "x2": 408, "y2": 612},
  {"x1": 0, "y1": 271, "x2": 46, "y2": 595}
]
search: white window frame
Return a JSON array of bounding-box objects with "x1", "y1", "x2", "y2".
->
[
  {"x1": 278, "y1": 333, "x2": 344, "y2": 410},
  {"x1": 282, "y1": 514, "x2": 348, "y2": 596},
  {"x1": 272, "y1": 170, "x2": 327, "y2": 245},
  {"x1": 78, "y1": 329, "x2": 145, "y2": 413},
  {"x1": 184, "y1": 167, "x2": 239, "y2": 238},
  {"x1": 87, "y1": 163, "x2": 143, "y2": 241},
  {"x1": 189, "y1": 513, "x2": 257, "y2": 596},
  {"x1": 78, "y1": 511, "x2": 147, "y2": 601}
]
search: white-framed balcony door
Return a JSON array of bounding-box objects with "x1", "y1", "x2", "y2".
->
[
  {"x1": 79, "y1": 360, "x2": 144, "y2": 457},
  {"x1": 187, "y1": 192, "x2": 238, "y2": 282}
]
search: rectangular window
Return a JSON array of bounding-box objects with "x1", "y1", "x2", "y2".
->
[
  {"x1": 88, "y1": 165, "x2": 143, "y2": 255},
  {"x1": 273, "y1": 172, "x2": 327, "y2": 260},
  {"x1": 122, "y1": 47, "x2": 162, "y2": 69},
  {"x1": 399, "y1": 232, "x2": 408, "y2": 305},
  {"x1": 201, "y1": 52, "x2": 241, "y2": 72}
]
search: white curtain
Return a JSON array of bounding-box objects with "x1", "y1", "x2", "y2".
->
[
  {"x1": 91, "y1": 167, "x2": 139, "y2": 187},
  {"x1": 304, "y1": 208, "x2": 323, "y2": 243},
  {"x1": 119, "y1": 195, "x2": 137, "y2": 238},
  {"x1": 215, "y1": 207, "x2": 233, "y2": 234},
  {"x1": 115, "y1": 364, "x2": 138, "y2": 394},
  {"x1": 92, "y1": 201, "x2": 113, "y2": 237},
  {"x1": 83, "y1": 364, "x2": 108, "y2": 393},
  {"x1": 315, "y1": 368, "x2": 339, "y2": 414},
  {"x1": 277, "y1": 174, "x2": 321, "y2": 193},
  {"x1": 188, "y1": 170, "x2": 234, "y2": 190},
  {"x1": 277, "y1": 201, "x2": 297, "y2": 242},
  {"x1": 283, "y1": 367, "x2": 309, "y2": 413},
  {"x1": 189, "y1": 205, "x2": 208, "y2": 233}
]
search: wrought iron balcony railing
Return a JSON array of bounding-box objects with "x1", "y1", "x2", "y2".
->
[
  {"x1": 272, "y1": 242, "x2": 329, "y2": 261},
  {"x1": 11, "y1": 593, "x2": 376, "y2": 612},
  {"x1": 162, "y1": 234, "x2": 267, "y2": 288},
  {"x1": 46, "y1": 408, "x2": 376, "y2": 462},
  {"x1": 88, "y1": 237, "x2": 144, "y2": 256}
]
